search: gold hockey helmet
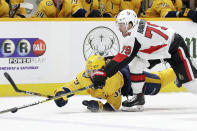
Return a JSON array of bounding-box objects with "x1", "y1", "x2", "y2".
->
[{"x1": 86, "y1": 55, "x2": 105, "y2": 70}]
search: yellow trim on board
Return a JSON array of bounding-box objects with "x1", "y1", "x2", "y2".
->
[
  {"x1": 0, "y1": 18, "x2": 191, "y2": 22},
  {"x1": 0, "y1": 83, "x2": 88, "y2": 97},
  {"x1": 0, "y1": 81, "x2": 187, "y2": 97}
]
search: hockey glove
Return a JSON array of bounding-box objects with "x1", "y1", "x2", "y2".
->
[
  {"x1": 91, "y1": 69, "x2": 107, "y2": 89},
  {"x1": 179, "y1": 8, "x2": 197, "y2": 23},
  {"x1": 82, "y1": 100, "x2": 103, "y2": 112},
  {"x1": 54, "y1": 87, "x2": 73, "y2": 107}
]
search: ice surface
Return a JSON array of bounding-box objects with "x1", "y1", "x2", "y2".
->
[{"x1": 0, "y1": 93, "x2": 197, "y2": 131}]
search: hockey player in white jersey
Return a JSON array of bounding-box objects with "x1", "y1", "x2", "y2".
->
[{"x1": 91, "y1": 9, "x2": 197, "y2": 111}]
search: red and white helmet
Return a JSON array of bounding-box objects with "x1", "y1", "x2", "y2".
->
[{"x1": 116, "y1": 9, "x2": 138, "y2": 29}]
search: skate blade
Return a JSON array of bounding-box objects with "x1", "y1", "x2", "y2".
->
[{"x1": 121, "y1": 105, "x2": 144, "y2": 112}]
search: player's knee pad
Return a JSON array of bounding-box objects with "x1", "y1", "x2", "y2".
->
[
  {"x1": 183, "y1": 79, "x2": 197, "y2": 94},
  {"x1": 54, "y1": 87, "x2": 71, "y2": 107}
]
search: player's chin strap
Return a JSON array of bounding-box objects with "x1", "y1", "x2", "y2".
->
[{"x1": 1, "y1": 72, "x2": 94, "y2": 114}]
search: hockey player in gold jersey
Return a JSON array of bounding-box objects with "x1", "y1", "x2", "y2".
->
[
  {"x1": 32, "y1": 0, "x2": 86, "y2": 18},
  {"x1": 72, "y1": 0, "x2": 109, "y2": 17},
  {"x1": 145, "y1": 0, "x2": 182, "y2": 18},
  {"x1": 145, "y1": 0, "x2": 197, "y2": 23},
  {"x1": 0, "y1": 0, "x2": 9, "y2": 17},
  {"x1": 9, "y1": 0, "x2": 26, "y2": 18},
  {"x1": 54, "y1": 55, "x2": 177, "y2": 112},
  {"x1": 105, "y1": 0, "x2": 143, "y2": 17}
]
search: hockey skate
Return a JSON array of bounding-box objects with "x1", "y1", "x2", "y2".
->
[{"x1": 121, "y1": 93, "x2": 145, "y2": 112}]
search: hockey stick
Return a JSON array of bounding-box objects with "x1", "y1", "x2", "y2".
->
[
  {"x1": 0, "y1": 84, "x2": 93, "y2": 114},
  {"x1": 4, "y1": 72, "x2": 53, "y2": 98}
]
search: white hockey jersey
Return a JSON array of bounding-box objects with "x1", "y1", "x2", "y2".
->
[{"x1": 121, "y1": 19, "x2": 175, "y2": 60}]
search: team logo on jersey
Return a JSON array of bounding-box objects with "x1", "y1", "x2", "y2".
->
[
  {"x1": 46, "y1": 1, "x2": 53, "y2": 6},
  {"x1": 83, "y1": 26, "x2": 120, "y2": 60},
  {"x1": 161, "y1": 3, "x2": 168, "y2": 8}
]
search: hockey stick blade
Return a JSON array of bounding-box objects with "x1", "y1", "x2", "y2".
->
[
  {"x1": 4, "y1": 72, "x2": 21, "y2": 92},
  {"x1": 0, "y1": 84, "x2": 94, "y2": 114},
  {"x1": 0, "y1": 107, "x2": 18, "y2": 114},
  {"x1": 4, "y1": 72, "x2": 53, "y2": 98}
]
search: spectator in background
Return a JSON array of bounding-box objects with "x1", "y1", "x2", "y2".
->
[
  {"x1": 73, "y1": 0, "x2": 110, "y2": 17},
  {"x1": 105, "y1": 0, "x2": 143, "y2": 17},
  {"x1": 0, "y1": 0, "x2": 9, "y2": 18},
  {"x1": 32, "y1": 0, "x2": 86, "y2": 18},
  {"x1": 144, "y1": 0, "x2": 197, "y2": 23},
  {"x1": 6, "y1": 0, "x2": 26, "y2": 18}
]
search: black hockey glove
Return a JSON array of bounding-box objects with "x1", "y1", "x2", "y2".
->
[
  {"x1": 179, "y1": 8, "x2": 197, "y2": 23},
  {"x1": 82, "y1": 100, "x2": 103, "y2": 112},
  {"x1": 54, "y1": 87, "x2": 74, "y2": 107},
  {"x1": 91, "y1": 69, "x2": 107, "y2": 89}
]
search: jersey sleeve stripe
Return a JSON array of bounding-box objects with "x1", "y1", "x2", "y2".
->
[
  {"x1": 112, "y1": 53, "x2": 128, "y2": 63},
  {"x1": 130, "y1": 73, "x2": 146, "y2": 82},
  {"x1": 139, "y1": 44, "x2": 167, "y2": 54}
]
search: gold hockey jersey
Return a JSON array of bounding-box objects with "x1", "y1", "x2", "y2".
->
[
  {"x1": 62, "y1": 70, "x2": 124, "y2": 110},
  {"x1": 11, "y1": 0, "x2": 26, "y2": 17},
  {"x1": 73, "y1": 0, "x2": 108, "y2": 17},
  {"x1": 0, "y1": 0, "x2": 9, "y2": 17},
  {"x1": 145, "y1": 0, "x2": 182, "y2": 18},
  {"x1": 57, "y1": 68, "x2": 176, "y2": 111},
  {"x1": 32, "y1": 0, "x2": 72, "y2": 18},
  {"x1": 105, "y1": 0, "x2": 142, "y2": 17}
]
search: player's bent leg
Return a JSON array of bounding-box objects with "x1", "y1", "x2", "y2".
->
[
  {"x1": 121, "y1": 57, "x2": 148, "y2": 111},
  {"x1": 152, "y1": 68, "x2": 177, "y2": 88},
  {"x1": 168, "y1": 34, "x2": 197, "y2": 89}
]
